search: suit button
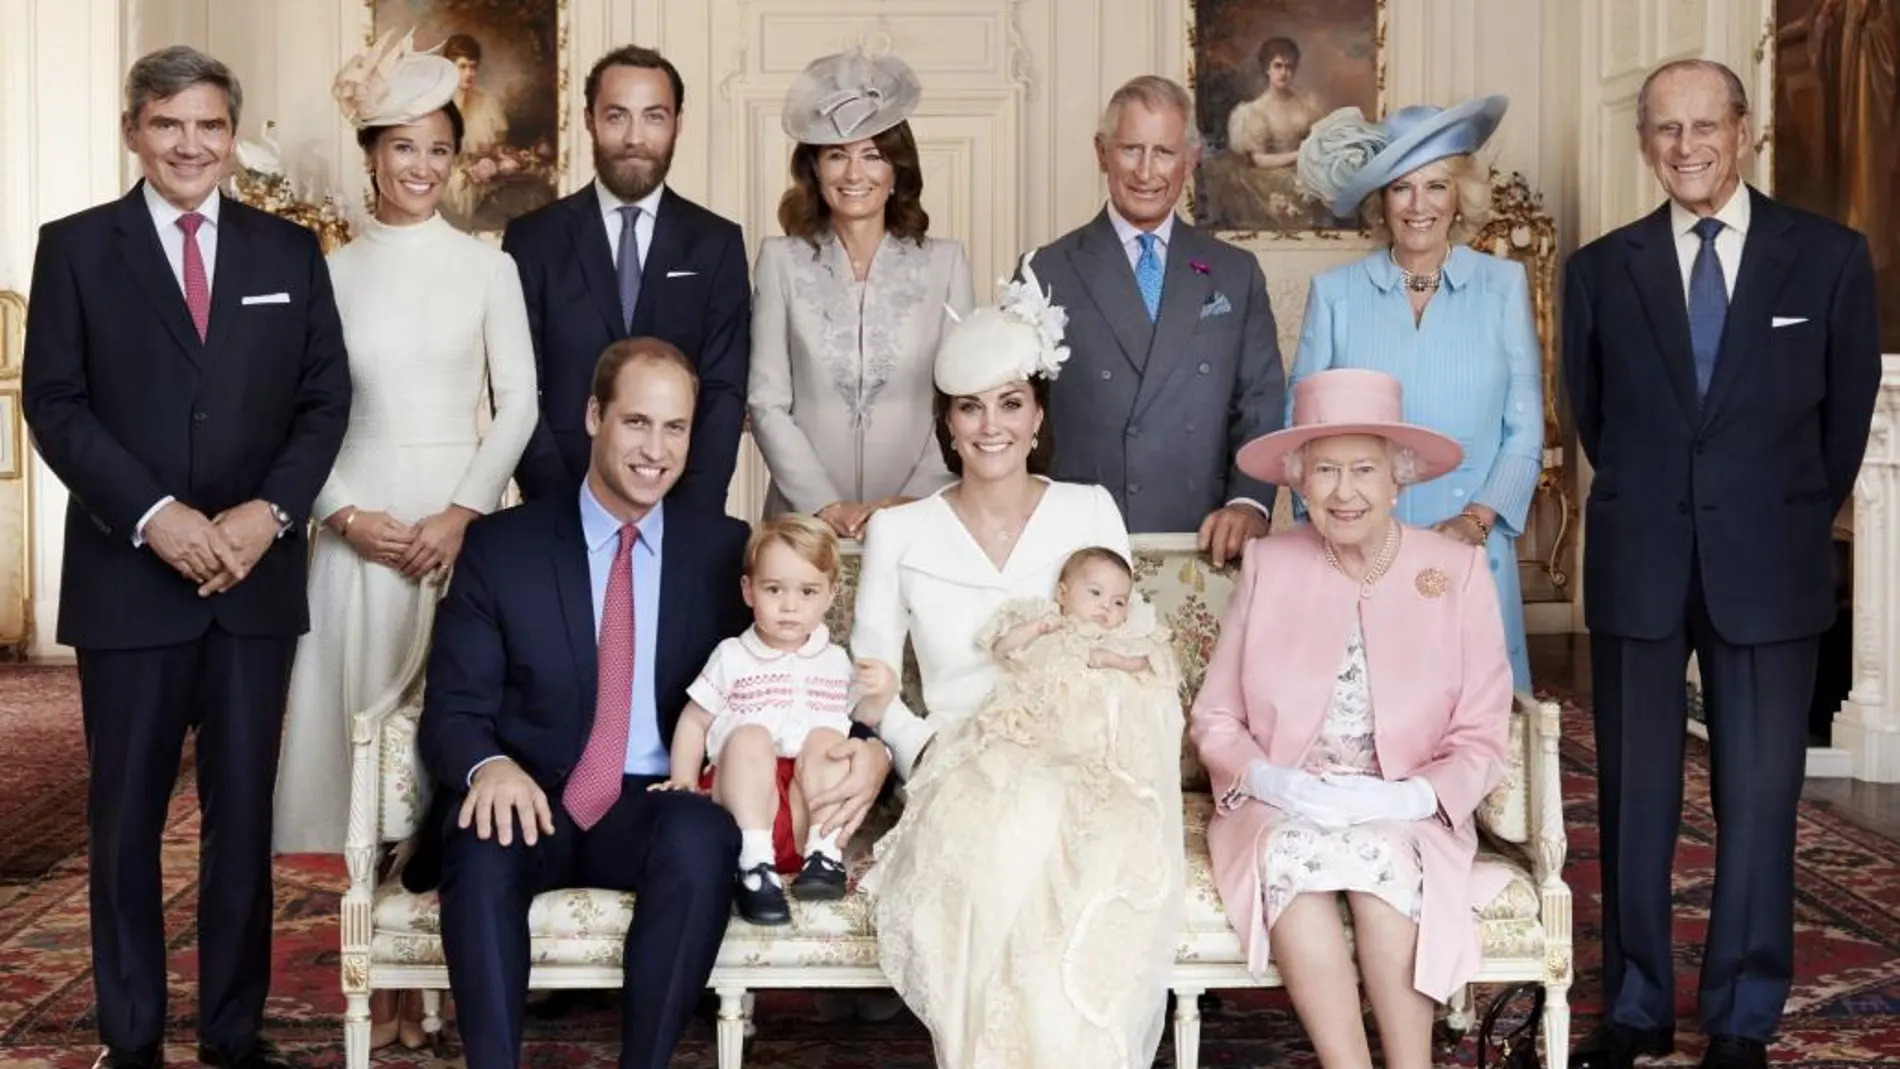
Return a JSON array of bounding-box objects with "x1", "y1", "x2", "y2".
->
[
  {"x1": 1677, "y1": 502, "x2": 1690, "y2": 514},
  {"x1": 1198, "y1": 362, "x2": 1211, "y2": 374},
  {"x1": 1128, "y1": 425, "x2": 1141, "y2": 437},
  {"x1": 1185, "y1": 421, "x2": 1197, "y2": 433},
  {"x1": 192, "y1": 411, "x2": 207, "y2": 422},
  {"x1": 1100, "y1": 369, "x2": 1113, "y2": 381},
  {"x1": 1129, "y1": 483, "x2": 1142, "y2": 495}
]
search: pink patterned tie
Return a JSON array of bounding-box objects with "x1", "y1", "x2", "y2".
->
[
  {"x1": 178, "y1": 212, "x2": 210, "y2": 341},
  {"x1": 564, "y1": 523, "x2": 637, "y2": 830}
]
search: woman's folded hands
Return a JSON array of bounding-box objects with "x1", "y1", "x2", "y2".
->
[{"x1": 1243, "y1": 760, "x2": 1438, "y2": 826}]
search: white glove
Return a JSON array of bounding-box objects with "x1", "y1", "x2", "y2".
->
[
  {"x1": 1243, "y1": 761, "x2": 1353, "y2": 829},
  {"x1": 1302, "y1": 774, "x2": 1439, "y2": 824}
]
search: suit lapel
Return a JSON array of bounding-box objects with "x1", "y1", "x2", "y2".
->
[
  {"x1": 113, "y1": 185, "x2": 204, "y2": 366},
  {"x1": 1700, "y1": 189, "x2": 1796, "y2": 421},
  {"x1": 200, "y1": 195, "x2": 249, "y2": 369},
  {"x1": 551, "y1": 503, "x2": 599, "y2": 714},
  {"x1": 634, "y1": 188, "x2": 692, "y2": 335},
  {"x1": 564, "y1": 184, "x2": 627, "y2": 340},
  {"x1": 1070, "y1": 211, "x2": 1155, "y2": 373},
  {"x1": 654, "y1": 508, "x2": 693, "y2": 713},
  {"x1": 1131, "y1": 222, "x2": 1215, "y2": 421},
  {"x1": 1622, "y1": 204, "x2": 1701, "y2": 424}
]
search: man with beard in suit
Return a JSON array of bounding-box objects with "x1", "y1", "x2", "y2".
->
[{"x1": 505, "y1": 45, "x2": 749, "y2": 513}]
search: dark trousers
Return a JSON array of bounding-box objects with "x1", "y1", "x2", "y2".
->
[
  {"x1": 438, "y1": 774, "x2": 740, "y2": 1069},
  {"x1": 77, "y1": 627, "x2": 297, "y2": 1052},
  {"x1": 1591, "y1": 571, "x2": 1817, "y2": 1041}
]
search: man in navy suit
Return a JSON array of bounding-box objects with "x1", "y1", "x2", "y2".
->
[
  {"x1": 21, "y1": 47, "x2": 351, "y2": 1069},
  {"x1": 420, "y1": 338, "x2": 890, "y2": 1067},
  {"x1": 1562, "y1": 59, "x2": 1881, "y2": 1069},
  {"x1": 505, "y1": 45, "x2": 750, "y2": 512}
]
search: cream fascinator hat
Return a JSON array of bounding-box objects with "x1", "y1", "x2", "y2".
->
[
  {"x1": 934, "y1": 252, "x2": 1071, "y2": 397},
  {"x1": 333, "y1": 28, "x2": 461, "y2": 130},
  {"x1": 781, "y1": 49, "x2": 923, "y2": 146}
]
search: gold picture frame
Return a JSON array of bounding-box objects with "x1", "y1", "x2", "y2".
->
[
  {"x1": 1185, "y1": 0, "x2": 1389, "y2": 243},
  {"x1": 365, "y1": 0, "x2": 572, "y2": 236}
]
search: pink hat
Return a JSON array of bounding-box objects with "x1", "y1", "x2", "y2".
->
[{"x1": 1236, "y1": 369, "x2": 1463, "y2": 485}]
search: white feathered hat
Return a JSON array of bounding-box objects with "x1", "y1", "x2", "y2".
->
[{"x1": 933, "y1": 252, "x2": 1072, "y2": 397}]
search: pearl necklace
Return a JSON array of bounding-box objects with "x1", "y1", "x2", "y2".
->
[
  {"x1": 1324, "y1": 522, "x2": 1400, "y2": 599},
  {"x1": 1392, "y1": 251, "x2": 1446, "y2": 293}
]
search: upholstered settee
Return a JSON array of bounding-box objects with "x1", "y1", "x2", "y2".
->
[{"x1": 340, "y1": 534, "x2": 1574, "y2": 1069}]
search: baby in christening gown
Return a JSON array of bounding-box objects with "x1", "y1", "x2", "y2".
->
[{"x1": 864, "y1": 547, "x2": 1187, "y2": 1069}]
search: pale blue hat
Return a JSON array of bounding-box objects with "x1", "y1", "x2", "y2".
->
[{"x1": 1299, "y1": 94, "x2": 1508, "y2": 219}]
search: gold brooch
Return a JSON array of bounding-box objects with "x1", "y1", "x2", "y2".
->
[{"x1": 1415, "y1": 567, "x2": 1448, "y2": 599}]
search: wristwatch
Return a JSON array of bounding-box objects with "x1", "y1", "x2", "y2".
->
[{"x1": 266, "y1": 501, "x2": 294, "y2": 538}]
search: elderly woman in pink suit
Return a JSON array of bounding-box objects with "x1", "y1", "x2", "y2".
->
[{"x1": 1191, "y1": 367, "x2": 1514, "y2": 1069}]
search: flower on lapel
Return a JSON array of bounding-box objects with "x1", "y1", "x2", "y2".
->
[{"x1": 1190, "y1": 259, "x2": 1211, "y2": 275}]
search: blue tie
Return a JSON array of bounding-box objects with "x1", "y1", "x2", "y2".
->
[
  {"x1": 1135, "y1": 232, "x2": 1163, "y2": 322},
  {"x1": 616, "y1": 205, "x2": 643, "y2": 333},
  {"x1": 1687, "y1": 216, "x2": 1727, "y2": 399}
]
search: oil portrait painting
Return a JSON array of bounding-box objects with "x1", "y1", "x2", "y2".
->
[
  {"x1": 1191, "y1": 0, "x2": 1382, "y2": 234},
  {"x1": 1772, "y1": 0, "x2": 1900, "y2": 350},
  {"x1": 371, "y1": 0, "x2": 563, "y2": 234}
]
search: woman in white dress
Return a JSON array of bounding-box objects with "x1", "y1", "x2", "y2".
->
[
  {"x1": 273, "y1": 30, "x2": 537, "y2": 1046},
  {"x1": 852, "y1": 259, "x2": 1183, "y2": 1068},
  {"x1": 749, "y1": 50, "x2": 973, "y2": 538}
]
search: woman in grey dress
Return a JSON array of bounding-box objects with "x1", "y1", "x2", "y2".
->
[{"x1": 749, "y1": 50, "x2": 974, "y2": 538}]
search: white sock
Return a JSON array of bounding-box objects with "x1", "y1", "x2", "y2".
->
[
  {"x1": 738, "y1": 829, "x2": 780, "y2": 888},
  {"x1": 805, "y1": 827, "x2": 843, "y2": 862}
]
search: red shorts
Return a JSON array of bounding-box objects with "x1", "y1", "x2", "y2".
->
[{"x1": 698, "y1": 757, "x2": 802, "y2": 873}]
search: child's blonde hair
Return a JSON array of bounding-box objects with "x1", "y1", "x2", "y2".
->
[
  {"x1": 745, "y1": 513, "x2": 842, "y2": 582},
  {"x1": 1059, "y1": 546, "x2": 1133, "y2": 585}
]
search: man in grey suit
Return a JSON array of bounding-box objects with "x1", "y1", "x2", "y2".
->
[{"x1": 1027, "y1": 75, "x2": 1285, "y2": 563}]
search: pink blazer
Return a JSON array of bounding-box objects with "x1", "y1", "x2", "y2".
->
[{"x1": 1189, "y1": 523, "x2": 1514, "y2": 1001}]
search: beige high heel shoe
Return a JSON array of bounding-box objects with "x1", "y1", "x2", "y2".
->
[
  {"x1": 397, "y1": 990, "x2": 428, "y2": 1050},
  {"x1": 368, "y1": 990, "x2": 401, "y2": 1050}
]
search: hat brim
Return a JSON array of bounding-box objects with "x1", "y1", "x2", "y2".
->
[
  {"x1": 1330, "y1": 94, "x2": 1508, "y2": 218},
  {"x1": 1236, "y1": 422, "x2": 1464, "y2": 486}
]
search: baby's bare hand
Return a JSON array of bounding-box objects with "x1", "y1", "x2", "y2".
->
[{"x1": 646, "y1": 779, "x2": 702, "y2": 793}]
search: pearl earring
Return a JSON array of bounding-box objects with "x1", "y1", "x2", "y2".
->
[{"x1": 1031, "y1": 435, "x2": 1040, "y2": 450}]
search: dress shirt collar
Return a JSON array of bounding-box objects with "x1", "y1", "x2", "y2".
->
[
  {"x1": 596, "y1": 178, "x2": 666, "y2": 230},
  {"x1": 1668, "y1": 182, "x2": 1750, "y2": 241},
  {"x1": 579, "y1": 480, "x2": 663, "y2": 558},
  {"x1": 1364, "y1": 243, "x2": 1477, "y2": 293},
  {"x1": 1106, "y1": 201, "x2": 1176, "y2": 251},
  {"x1": 143, "y1": 180, "x2": 221, "y2": 232}
]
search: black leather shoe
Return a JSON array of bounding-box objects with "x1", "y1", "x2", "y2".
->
[
  {"x1": 734, "y1": 863, "x2": 792, "y2": 925},
  {"x1": 197, "y1": 1040, "x2": 293, "y2": 1069},
  {"x1": 790, "y1": 853, "x2": 847, "y2": 900},
  {"x1": 1699, "y1": 1035, "x2": 1768, "y2": 1069},
  {"x1": 94, "y1": 1046, "x2": 160, "y2": 1069},
  {"x1": 1573, "y1": 1023, "x2": 1674, "y2": 1069}
]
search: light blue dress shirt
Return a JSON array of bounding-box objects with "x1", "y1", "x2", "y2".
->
[
  {"x1": 579, "y1": 482, "x2": 671, "y2": 776},
  {"x1": 1290, "y1": 245, "x2": 1543, "y2": 690}
]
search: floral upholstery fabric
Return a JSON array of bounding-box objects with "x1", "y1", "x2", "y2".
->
[
  {"x1": 365, "y1": 794, "x2": 1545, "y2": 969},
  {"x1": 379, "y1": 703, "x2": 428, "y2": 843}
]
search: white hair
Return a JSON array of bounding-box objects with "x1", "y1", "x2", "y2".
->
[{"x1": 1282, "y1": 439, "x2": 1422, "y2": 487}]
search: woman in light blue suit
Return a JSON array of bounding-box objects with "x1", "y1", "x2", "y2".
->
[{"x1": 1290, "y1": 95, "x2": 1541, "y2": 689}]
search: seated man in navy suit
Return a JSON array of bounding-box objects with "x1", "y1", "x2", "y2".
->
[{"x1": 419, "y1": 338, "x2": 891, "y2": 1068}]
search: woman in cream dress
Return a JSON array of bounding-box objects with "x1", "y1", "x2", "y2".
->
[
  {"x1": 750, "y1": 51, "x2": 973, "y2": 538},
  {"x1": 853, "y1": 260, "x2": 1182, "y2": 1068},
  {"x1": 273, "y1": 34, "x2": 537, "y2": 1043},
  {"x1": 1203, "y1": 37, "x2": 1326, "y2": 229}
]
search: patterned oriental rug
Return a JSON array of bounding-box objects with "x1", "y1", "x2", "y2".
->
[{"x1": 0, "y1": 679, "x2": 1897, "y2": 1066}]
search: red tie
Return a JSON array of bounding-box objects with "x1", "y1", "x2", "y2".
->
[
  {"x1": 178, "y1": 212, "x2": 210, "y2": 341},
  {"x1": 564, "y1": 523, "x2": 637, "y2": 830}
]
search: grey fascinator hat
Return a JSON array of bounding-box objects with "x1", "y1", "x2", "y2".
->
[{"x1": 781, "y1": 50, "x2": 923, "y2": 146}]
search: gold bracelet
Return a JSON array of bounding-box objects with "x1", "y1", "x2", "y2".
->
[
  {"x1": 1460, "y1": 509, "x2": 1491, "y2": 541},
  {"x1": 342, "y1": 509, "x2": 359, "y2": 534}
]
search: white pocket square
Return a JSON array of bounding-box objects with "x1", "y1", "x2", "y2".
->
[
  {"x1": 1200, "y1": 292, "x2": 1233, "y2": 318},
  {"x1": 665, "y1": 270, "x2": 696, "y2": 279},
  {"x1": 1772, "y1": 316, "x2": 1808, "y2": 328},
  {"x1": 241, "y1": 292, "x2": 290, "y2": 305}
]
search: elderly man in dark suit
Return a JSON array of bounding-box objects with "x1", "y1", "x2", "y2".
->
[
  {"x1": 504, "y1": 45, "x2": 750, "y2": 513},
  {"x1": 1024, "y1": 75, "x2": 1285, "y2": 562},
  {"x1": 21, "y1": 46, "x2": 351, "y2": 1069},
  {"x1": 1562, "y1": 58, "x2": 1881, "y2": 1069}
]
